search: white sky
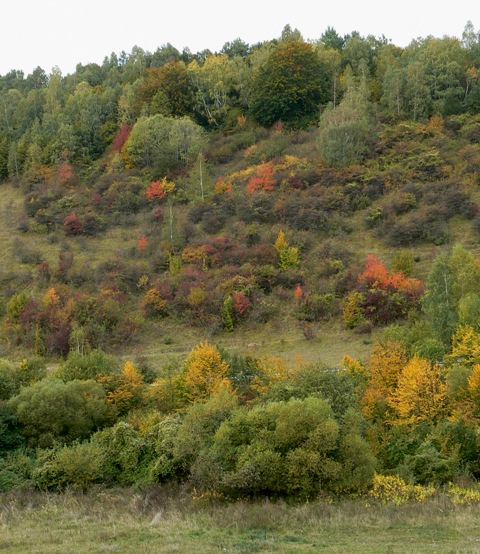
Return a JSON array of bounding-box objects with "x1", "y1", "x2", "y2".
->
[{"x1": 1, "y1": 0, "x2": 479, "y2": 76}]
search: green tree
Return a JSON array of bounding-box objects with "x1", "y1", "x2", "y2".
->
[
  {"x1": 202, "y1": 397, "x2": 375, "y2": 497},
  {"x1": 9, "y1": 378, "x2": 113, "y2": 448},
  {"x1": 125, "y1": 114, "x2": 203, "y2": 172},
  {"x1": 317, "y1": 79, "x2": 376, "y2": 167},
  {"x1": 405, "y1": 60, "x2": 431, "y2": 120},
  {"x1": 320, "y1": 27, "x2": 345, "y2": 50},
  {"x1": 250, "y1": 40, "x2": 329, "y2": 129},
  {"x1": 274, "y1": 229, "x2": 299, "y2": 270},
  {"x1": 124, "y1": 114, "x2": 173, "y2": 168},
  {"x1": 139, "y1": 61, "x2": 194, "y2": 117},
  {"x1": 57, "y1": 349, "x2": 118, "y2": 381},
  {"x1": 423, "y1": 245, "x2": 480, "y2": 343},
  {"x1": 188, "y1": 54, "x2": 239, "y2": 126}
]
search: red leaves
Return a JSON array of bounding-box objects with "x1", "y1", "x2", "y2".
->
[
  {"x1": 233, "y1": 292, "x2": 251, "y2": 317},
  {"x1": 137, "y1": 235, "x2": 148, "y2": 252},
  {"x1": 112, "y1": 124, "x2": 132, "y2": 153},
  {"x1": 57, "y1": 161, "x2": 77, "y2": 187},
  {"x1": 146, "y1": 177, "x2": 175, "y2": 202},
  {"x1": 246, "y1": 162, "x2": 276, "y2": 194},
  {"x1": 358, "y1": 254, "x2": 424, "y2": 299},
  {"x1": 64, "y1": 213, "x2": 82, "y2": 236}
]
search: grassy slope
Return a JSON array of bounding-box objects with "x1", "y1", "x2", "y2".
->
[
  {"x1": 1, "y1": 489, "x2": 480, "y2": 553},
  {"x1": 2, "y1": 120, "x2": 480, "y2": 369},
  {"x1": 0, "y1": 181, "x2": 379, "y2": 367}
]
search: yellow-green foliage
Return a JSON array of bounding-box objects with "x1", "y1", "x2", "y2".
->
[
  {"x1": 342, "y1": 292, "x2": 367, "y2": 329},
  {"x1": 274, "y1": 229, "x2": 299, "y2": 270},
  {"x1": 183, "y1": 341, "x2": 231, "y2": 403},
  {"x1": 388, "y1": 356, "x2": 447, "y2": 424},
  {"x1": 447, "y1": 484, "x2": 480, "y2": 504},
  {"x1": 447, "y1": 325, "x2": 480, "y2": 366},
  {"x1": 369, "y1": 474, "x2": 435, "y2": 505}
]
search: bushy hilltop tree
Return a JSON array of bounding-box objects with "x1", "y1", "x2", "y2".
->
[
  {"x1": 249, "y1": 39, "x2": 330, "y2": 129},
  {"x1": 317, "y1": 76, "x2": 376, "y2": 166}
]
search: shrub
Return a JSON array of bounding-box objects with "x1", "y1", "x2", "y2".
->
[
  {"x1": 0, "y1": 452, "x2": 35, "y2": 491},
  {"x1": 34, "y1": 441, "x2": 104, "y2": 491},
  {"x1": 9, "y1": 378, "x2": 114, "y2": 447},
  {"x1": 342, "y1": 292, "x2": 367, "y2": 329},
  {"x1": 369, "y1": 474, "x2": 435, "y2": 505},
  {"x1": 296, "y1": 293, "x2": 336, "y2": 322},
  {"x1": 63, "y1": 213, "x2": 82, "y2": 235},
  {"x1": 0, "y1": 402, "x2": 25, "y2": 453},
  {"x1": 58, "y1": 349, "x2": 118, "y2": 381},
  {"x1": 141, "y1": 288, "x2": 168, "y2": 317},
  {"x1": 91, "y1": 422, "x2": 150, "y2": 485},
  {"x1": 201, "y1": 397, "x2": 376, "y2": 498},
  {"x1": 447, "y1": 484, "x2": 480, "y2": 504},
  {"x1": 0, "y1": 360, "x2": 21, "y2": 401}
]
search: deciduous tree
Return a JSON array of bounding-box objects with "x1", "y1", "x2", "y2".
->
[
  {"x1": 250, "y1": 40, "x2": 329, "y2": 129},
  {"x1": 183, "y1": 341, "x2": 231, "y2": 402}
]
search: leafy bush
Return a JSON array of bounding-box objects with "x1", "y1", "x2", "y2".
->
[
  {"x1": 192, "y1": 397, "x2": 376, "y2": 498},
  {"x1": 9, "y1": 378, "x2": 114, "y2": 447},
  {"x1": 34, "y1": 441, "x2": 104, "y2": 491},
  {"x1": 58, "y1": 349, "x2": 118, "y2": 381},
  {"x1": 91, "y1": 422, "x2": 151, "y2": 485},
  {"x1": 369, "y1": 474, "x2": 435, "y2": 505}
]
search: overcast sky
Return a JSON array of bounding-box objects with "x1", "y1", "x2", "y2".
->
[{"x1": 1, "y1": 0, "x2": 479, "y2": 76}]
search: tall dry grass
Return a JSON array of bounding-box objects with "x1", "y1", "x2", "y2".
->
[{"x1": 2, "y1": 485, "x2": 480, "y2": 553}]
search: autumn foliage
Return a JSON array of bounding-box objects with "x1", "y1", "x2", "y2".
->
[
  {"x1": 56, "y1": 161, "x2": 77, "y2": 187},
  {"x1": 343, "y1": 254, "x2": 424, "y2": 327},
  {"x1": 358, "y1": 254, "x2": 423, "y2": 298},
  {"x1": 246, "y1": 162, "x2": 276, "y2": 194},
  {"x1": 146, "y1": 177, "x2": 175, "y2": 202},
  {"x1": 111, "y1": 124, "x2": 132, "y2": 153},
  {"x1": 388, "y1": 356, "x2": 446, "y2": 424},
  {"x1": 137, "y1": 235, "x2": 148, "y2": 252},
  {"x1": 183, "y1": 341, "x2": 231, "y2": 402},
  {"x1": 101, "y1": 360, "x2": 146, "y2": 416}
]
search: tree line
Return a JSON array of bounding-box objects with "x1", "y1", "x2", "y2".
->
[{"x1": 1, "y1": 22, "x2": 480, "y2": 178}]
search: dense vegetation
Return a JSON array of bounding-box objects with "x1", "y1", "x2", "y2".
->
[{"x1": 3, "y1": 22, "x2": 480, "y2": 503}]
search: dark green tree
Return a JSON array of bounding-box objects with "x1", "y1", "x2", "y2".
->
[
  {"x1": 249, "y1": 40, "x2": 330, "y2": 129},
  {"x1": 8, "y1": 379, "x2": 113, "y2": 448},
  {"x1": 320, "y1": 26, "x2": 345, "y2": 50}
]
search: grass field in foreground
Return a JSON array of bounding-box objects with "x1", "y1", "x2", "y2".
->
[{"x1": 1, "y1": 488, "x2": 480, "y2": 553}]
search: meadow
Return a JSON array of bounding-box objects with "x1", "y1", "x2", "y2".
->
[{"x1": 2, "y1": 487, "x2": 480, "y2": 553}]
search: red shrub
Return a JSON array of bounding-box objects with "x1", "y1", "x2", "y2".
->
[{"x1": 64, "y1": 213, "x2": 82, "y2": 236}]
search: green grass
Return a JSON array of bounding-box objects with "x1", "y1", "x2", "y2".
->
[
  {"x1": 1, "y1": 488, "x2": 480, "y2": 553},
  {"x1": 136, "y1": 317, "x2": 378, "y2": 371}
]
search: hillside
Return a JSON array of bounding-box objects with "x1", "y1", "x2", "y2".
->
[
  {"x1": 1, "y1": 116, "x2": 480, "y2": 367},
  {"x1": 4, "y1": 27, "x2": 480, "y2": 506}
]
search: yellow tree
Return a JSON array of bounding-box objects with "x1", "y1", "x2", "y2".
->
[
  {"x1": 274, "y1": 230, "x2": 299, "y2": 270},
  {"x1": 465, "y1": 364, "x2": 480, "y2": 422},
  {"x1": 446, "y1": 325, "x2": 480, "y2": 366},
  {"x1": 388, "y1": 356, "x2": 447, "y2": 425},
  {"x1": 183, "y1": 341, "x2": 230, "y2": 402},
  {"x1": 361, "y1": 341, "x2": 407, "y2": 420},
  {"x1": 103, "y1": 360, "x2": 146, "y2": 415},
  {"x1": 450, "y1": 363, "x2": 480, "y2": 424},
  {"x1": 252, "y1": 355, "x2": 302, "y2": 396}
]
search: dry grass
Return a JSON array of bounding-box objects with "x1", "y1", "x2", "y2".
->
[
  {"x1": 2, "y1": 487, "x2": 480, "y2": 553},
  {"x1": 131, "y1": 316, "x2": 378, "y2": 373}
]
